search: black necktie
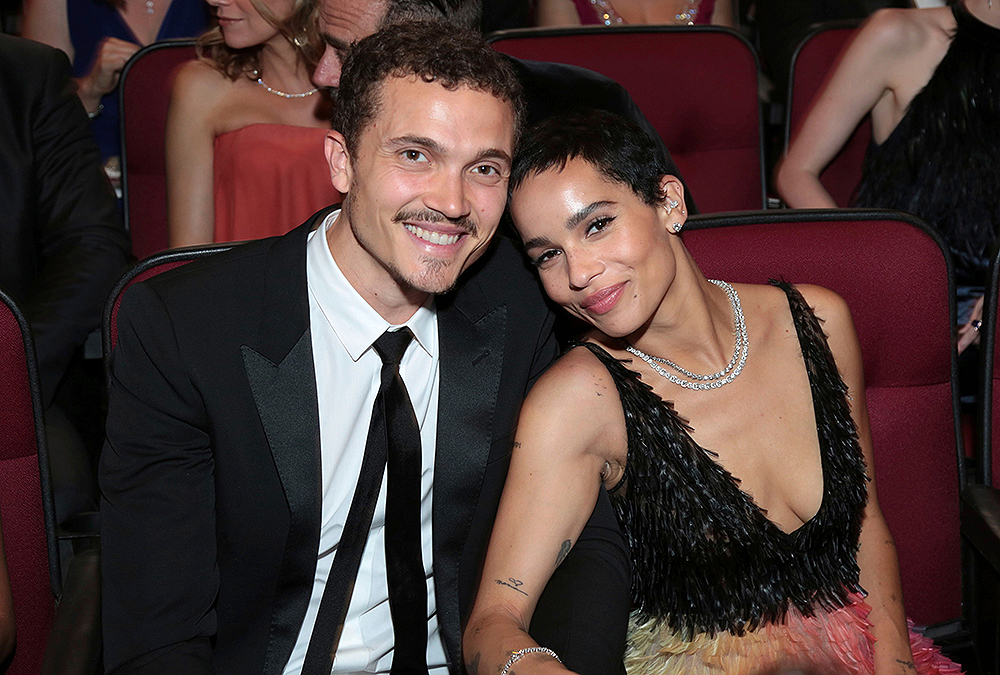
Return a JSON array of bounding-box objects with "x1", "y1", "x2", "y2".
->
[{"x1": 302, "y1": 328, "x2": 429, "y2": 675}]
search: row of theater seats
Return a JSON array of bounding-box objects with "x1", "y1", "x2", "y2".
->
[
  {"x1": 4, "y1": 208, "x2": 997, "y2": 672},
  {"x1": 117, "y1": 22, "x2": 865, "y2": 260}
]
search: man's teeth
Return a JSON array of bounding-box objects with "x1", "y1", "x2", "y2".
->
[{"x1": 405, "y1": 223, "x2": 460, "y2": 245}]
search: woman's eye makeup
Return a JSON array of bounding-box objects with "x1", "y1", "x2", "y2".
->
[
  {"x1": 585, "y1": 215, "x2": 615, "y2": 235},
  {"x1": 530, "y1": 249, "x2": 560, "y2": 268}
]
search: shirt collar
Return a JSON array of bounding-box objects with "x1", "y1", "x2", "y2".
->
[{"x1": 307, "y1": 210, "x2": 437, "y2": 363}]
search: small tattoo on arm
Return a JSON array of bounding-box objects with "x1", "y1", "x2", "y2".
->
[
  {"x1": 555, "y1": 539, "x2": 572, "y2": 566},
  {"x1": 896, "y1": 659, "x2": 917, "y2": 673},
  {"x1": 513, "y1": 441, "x2": 522, "y2": 448},
  {"x1": 495, "y1": 578, "x2": 528, "y2": 595},
  {"x1": 468, "y1": 652, "x2": 481, "y2": 675}
]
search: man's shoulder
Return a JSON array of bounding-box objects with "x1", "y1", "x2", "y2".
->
[
  {"x1": 129, "y1": 221, "x2": 312, "y2": 315},
  {"x1": 0, "y1": 34, "x2": 66, "y2": 72},
  {"x1": 459, "y1": 235, "x2": 543, "y2": 296},
  {"x1": 0, "y1": 35, "x2": 72, "y2": 102}
]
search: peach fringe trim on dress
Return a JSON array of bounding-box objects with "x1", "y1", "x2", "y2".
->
[{"x1": 624, "y1": 592, "x2": 963, "y2": 675}]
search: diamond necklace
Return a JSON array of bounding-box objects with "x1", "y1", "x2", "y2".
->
[
  {"x1": 253, "y1": 70, "x2": 319, "y2": 99},
  {"x1": 625, "y1": 280, "x2": 749, "y2": 391}
]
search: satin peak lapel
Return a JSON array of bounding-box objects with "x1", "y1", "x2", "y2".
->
[
  {"x1": 242, "y1": 331, "x2": 322, "y2": 674},
  {"x1": 433, "y1": 298, "x2": 506, "y2": 664}
]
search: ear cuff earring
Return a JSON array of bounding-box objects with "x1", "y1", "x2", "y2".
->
[{"x1": 665, "y1": 198, "x2": 679, "y2": 213}]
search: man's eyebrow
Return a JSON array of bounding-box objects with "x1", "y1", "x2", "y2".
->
[
  {"x1": 478, "y1": 148, "x2": 512, "y2": 164},
  {"x1": 387, "y1": 135, "x2": 445, "y2": 154},
  {"x1": 322, "y1": 33, "x2": 349, "y2": 51}
]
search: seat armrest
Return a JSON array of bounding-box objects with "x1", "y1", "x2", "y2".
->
[
  {"x1": 41, "y1": 547, "x2": 101, "y2": 675},
  {"x1": 961, "y1": 484, "x2": 1000, "y2": 571}
]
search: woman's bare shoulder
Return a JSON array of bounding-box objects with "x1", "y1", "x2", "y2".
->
[
  {"x1": 532, "y1": 344, "x2": 620, "y2": 410},
  {"x1": 171, "y1": 59, "x2": 233, "y2": 112},
  {"x1": 860, "y1": 6, "x2": 955, "y2": 57},
  {"x1": 522, "y1": 344, "x2": 627, "y2": 454}
]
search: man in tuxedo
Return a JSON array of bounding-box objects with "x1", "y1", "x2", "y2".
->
[{"x1": 100, "y1": 22, "x2": 629, "y2": 675}]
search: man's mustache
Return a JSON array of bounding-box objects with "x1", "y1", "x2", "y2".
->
[{"x1": 394, "y1": 209, "x2": 477, "y2": 236}]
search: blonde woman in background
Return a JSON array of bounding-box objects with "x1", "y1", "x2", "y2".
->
[{"x1": 165, "y1": 0, "x2": 337, "y2": 247}]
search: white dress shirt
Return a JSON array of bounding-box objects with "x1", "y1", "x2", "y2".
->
[{"x1": 283, "y1": 211, "x2": 449, "y2": 674}]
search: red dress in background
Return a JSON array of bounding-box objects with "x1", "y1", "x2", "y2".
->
[
  {"x1": 213, "y1": 124, "x2": 341, "y2": 243},
  {"x1": 571, "y1": 0, "x2": 715, "y2": 25}
]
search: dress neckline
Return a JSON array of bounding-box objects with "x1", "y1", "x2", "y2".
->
[
  {"x1": 581, "y1": 283, "x2": 830, "y2": 539},
  {"x1": 953, "y1": 1, "x2": 1000, "y2": 42}
]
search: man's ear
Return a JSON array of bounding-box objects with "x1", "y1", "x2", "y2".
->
[{"x1": 325, "y1": 130, "x2": 353, "y2": 194}]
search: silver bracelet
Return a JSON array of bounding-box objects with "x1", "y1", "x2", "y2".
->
[{"x1": 500, "y1": 647, "x2": 562, "y2": 675}]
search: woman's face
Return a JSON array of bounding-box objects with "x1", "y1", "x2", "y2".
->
[
  {"x1": 511, "y1": 158, "x2": 686, "y2": 338},
  {"x1": 207, "y1": 0, "x2": 295, "y2": 49}
]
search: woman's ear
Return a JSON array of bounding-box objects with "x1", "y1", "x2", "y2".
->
[
  {"x1": 657, "y1": 175, "x2": 688, "y2": 235},
  {"x1": 325, "y1": 130, "x2": 353, "y2": 194}
]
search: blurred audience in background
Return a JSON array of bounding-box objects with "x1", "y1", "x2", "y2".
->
[
  {"x1": 778, "y1": 0, "x2": 1000, "y2": 355},
  {"x1": 535, "y1": 0, "x2": 733, "y2": 27},
  {"x1": 21, "y1": 0, "x2": 208, "y2": 173}
]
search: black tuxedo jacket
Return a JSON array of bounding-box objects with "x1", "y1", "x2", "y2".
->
[
  {"x1": 101, "y1": 210, "x2": 630, "y2": 674},
  {"x1": 0, "y1": 35, "x2": 129, "y2": 404}
]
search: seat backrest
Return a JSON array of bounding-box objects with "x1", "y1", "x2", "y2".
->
[
  {"x1": 490, "y1": 26, "x2": 764, "y2": 213},
  {"x1": 977, "y1": 243, "x2": 1000, "y2": 488},
  {"x1": 119, "y1": 40, "x2": 198, "y2": 261},
  {"x1": 0, "y1": 289, "x2": 59, "y2": 675},
  {"x1": 785, "y1": 21, "x2": 869, "y2": 208},
  {"x1": 103, "y1": 244, "x2": 235, "y2": 359},
  {"x1": 684, "y1": 209, "x2": 961, "y2": 626}
]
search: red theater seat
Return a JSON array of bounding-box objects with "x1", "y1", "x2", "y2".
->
[
  {"x1": 685, "y1": 208, "x2": 961, "y2": 627},
  {"x1": 489, "y1": 26, "x2": 764, "y2": 214},
  {"x1": 0, "y1": 289, "x2": 100, "y2": 674},
  {"x1": 784, "y1": 21, "x2": 869, "y2": 208},
  {"x1": 119, "y1": 40, "x2": 197, "y2": 260}
]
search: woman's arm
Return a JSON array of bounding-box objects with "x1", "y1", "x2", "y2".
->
[
  {"x1": 710, "y1": 0, "x2": 734, "y2": 28},
  {"x1": 165, "y1": 60, "x2": 222, "y2": 248},
  {"x1": 21, "y1": 0, "x2": 74, "y2": 61},
  {"x1": 534, "y1": 0, "x2": 584, "y2": 27},
  {"x1": 464, "y1": 347, "x2": 627, "y2": 675},
  {"x1": 776, "y1": 10, "x2": 909, "y2": 208},
  {"x1": 801, "y1": 286, "x2": 915, "y2": 675}
]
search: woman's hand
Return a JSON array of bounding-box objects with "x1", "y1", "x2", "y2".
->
[
  {"x1": 76, "y1": 37, "x2": 141, "y2": 113},
  {"x1": 957, "y1": 295, "x2": 985, "y2": 355}
]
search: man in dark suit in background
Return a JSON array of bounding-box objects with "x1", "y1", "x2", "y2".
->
[
  {"x1": 100, "y1": 22, "x2": 630, "y2": 675},
  {"x1": 0, "y1": 34, "x2": 130, "y2": 521}
]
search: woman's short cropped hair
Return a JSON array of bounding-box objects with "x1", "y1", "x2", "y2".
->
[
  {"x1": 511, "y1": 109, "x2": 670, "y2": 206},
  {"x1": 333, "y1": 20, "x2": 524, "y2": 156}
]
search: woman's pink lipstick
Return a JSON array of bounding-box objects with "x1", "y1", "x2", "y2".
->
[{"x1": 581, "y1": 283, "x2": 625, "y2": 315}]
